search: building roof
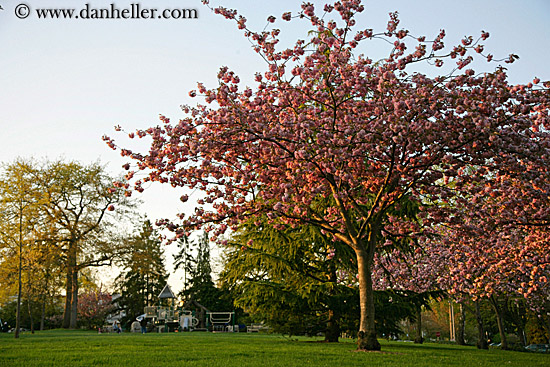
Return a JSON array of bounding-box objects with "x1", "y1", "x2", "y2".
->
[{"x1": 158, "y1": 284, "x2": 176, "y2": 299}]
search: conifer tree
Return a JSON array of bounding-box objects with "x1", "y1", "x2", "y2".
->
[
  {"x1": 176, "y1": 232, "x2": 231, "y2": 312},
  {"x1": 116, "y1": 220, "x2": 167, "y2": 326},
  {"x1": 220, "y1": 215, "x2": 357, "y2": 341}
]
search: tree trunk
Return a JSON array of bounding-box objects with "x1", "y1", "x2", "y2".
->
[
  {"x1": 63, "y1": 241, "x2": 76, "y2": 329},
  {"x1": 15, "y1": 207, "x2": 23, "y2": 339},
  {"x1": 15, "y1": 254, "x2": 23, "y2": 339},
  {"x1": 414, "y1": 305, "x2": 423, "y2": 344},
  {"x1": 15, "y1": 265, "x2": 22, "y2": 338},
  {"x1": 40, "y1": 294, "x2": 46, "y2": 331},
  {"x1": 40, "y1": 274, "x2": 49, "y2": 331},
  {"x1": 325, "y1": 308, "x2": 340, "y2": 342},
  {"x1": 505, "y1": 299, "x2": 527, "y2": 346},
  {"x1": 70, "y1": 267, "x2": 79, "y2": 329},
  {"x1": 26, "y1": 274, "x2": 35, "y2": 334},
  {"x1": 27, "y1": 297, "x2": 35, "y2": 334},
  {"x1": 475, "y1": 300, "x2": 488, "y2": 349},
  {"x1": 62, "y1": 269, "x2": 72, "y2": 328},
  {"x1": 518, "y1": 327, "x2": 527, "y2": 347},
  {"x1": 489, "y1": 297, "x2": 508, "y2": 350},
  {"x1": 146, "y1": 273, "x2": 150, "y2": 306},
  {"x1": 325, "y1": 259, "x2": 339, "y2": 343},
  {"x1": 355, "y1": 246, "x2": 381, "y2": 351},
  {"x1": 456, "y1": 303, "x2": 466, "y2": 345}
]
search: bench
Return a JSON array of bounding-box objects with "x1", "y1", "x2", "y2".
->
[{"x1": 246, "y1": 323, "x2": 264, "y2": 333}]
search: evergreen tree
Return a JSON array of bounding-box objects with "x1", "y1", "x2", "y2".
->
[
  {"x1": 115, "y1": 220, "x2": 166, "y2": 327},
  {"x1": 220, "y1": 215, "x2": 429, "y2": 341},
  {"x1": 220, "y1": 215, "x2": 358, "y2": 341},
  {"x1": 175, "y1": 232, "x2": 232, "y2": 312}
]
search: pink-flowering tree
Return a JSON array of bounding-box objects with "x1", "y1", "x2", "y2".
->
[
  {"x1": 104, "y1": 1, "x2": 550, "y2": 350},
  {"x1": 426, "y1": 156, "x2": 550, "y2": 348},
  {"x1": 382, "y1": 221, "x2": 550, "y2": 348},
  {"x1": 373, "y1": 242, "x2": 447, "y2": 344},
  {"x1": 413, "y1": 163, "x2": 550, "y2": 348},
  {"x1": 438, "y1": 219, "x2": 550, "y2": 349},
  {"x1": 77, "y1": 290, "x2": 113, "y2": 330}
]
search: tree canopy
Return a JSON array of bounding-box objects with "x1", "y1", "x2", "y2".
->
[
  {"x1": 106, "y1": 0, "x2": 550, "y2": 350},
  {"x1": 0, "y1": 158, "x2": 132, "y2": 331}
]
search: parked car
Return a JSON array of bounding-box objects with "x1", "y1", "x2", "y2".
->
[{"x1": 525, "y1": 344, "x2": 550, "y2": 353}]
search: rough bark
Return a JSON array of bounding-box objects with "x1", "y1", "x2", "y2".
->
[
  {"x1": 62, "y1": 268, "x2": 72, "y2": 328},
  {"x1": 70, "y1": 267, "x2": 79, "y2": 329},
  {"x1": 63, "y1": 242, "x2": 76, "y2": 329},
  {"x1": 475, "y1": 300, "x2": 488, "y2": 349},
  {"x1": 355, "y1": 246, "x2": 380, "y2": 351},
  {"x1": 325, "y1": 309, "x2": 340, "y2": 342}
]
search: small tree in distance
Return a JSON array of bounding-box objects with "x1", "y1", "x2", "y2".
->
[
  {"x1": 77, "y1": 290, "x2": 113, "y2": 330},
  {"x1": 175, "y1": 232, "x2": 232, "y2": 312},
  {"x1": 115, "y1": 219, "x2": 167, "y2": 326},
  {"x1": 105, "y1": 1, "x2": 550, "y2": 350}
]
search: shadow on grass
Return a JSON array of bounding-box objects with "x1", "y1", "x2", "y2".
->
[{"x1": 385, "y1": 341, "x2": 480, "y2": 353}]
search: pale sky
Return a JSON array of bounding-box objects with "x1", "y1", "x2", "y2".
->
[{"x1": 1, "y1": 0, "x2": 549, "y2": 290}]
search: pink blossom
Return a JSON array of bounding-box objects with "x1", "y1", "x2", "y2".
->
[{"x1": 106, "y1": 1, "x2": 550, "y2": 351}]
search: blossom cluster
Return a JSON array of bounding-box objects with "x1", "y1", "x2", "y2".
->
[{"x1": 106, "y1": 0, "x2": 550, "y2": 312}]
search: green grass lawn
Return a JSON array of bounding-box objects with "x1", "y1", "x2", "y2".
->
[{"x1": 0, "y1": 330, "x2": 548, "y2": 367}]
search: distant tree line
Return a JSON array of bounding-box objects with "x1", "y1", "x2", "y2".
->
[{"x1": 0, "y1": 158, "x2": 131, "y2": 336}]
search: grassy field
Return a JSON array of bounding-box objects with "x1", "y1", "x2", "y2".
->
[{"x1": 0, "y1": 330, "x2": 548, "y2": 367}]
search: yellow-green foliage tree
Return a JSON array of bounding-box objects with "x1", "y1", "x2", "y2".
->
[
  {"x1": 0, "y1": 159, "x2": 44, "y2": 338},
  {"x1": 0, "y1": 159, "x2": 132, "y2": 331},
  {"x1": 34, "y1": 160, "x2": 131, "y2": 329}
]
